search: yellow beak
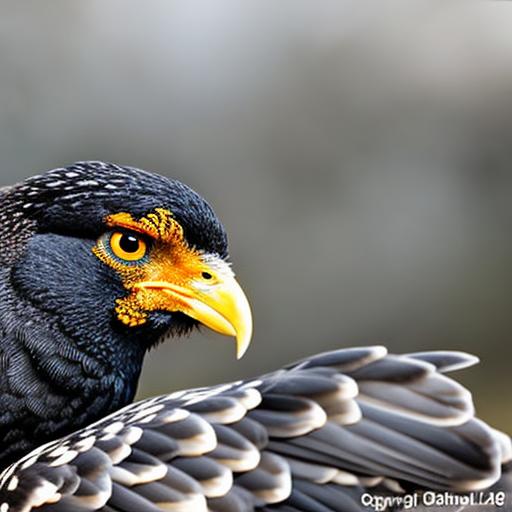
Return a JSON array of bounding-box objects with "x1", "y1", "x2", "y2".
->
[{"x1": 134, "y1": 273, "x2": 253, "y2": 359}]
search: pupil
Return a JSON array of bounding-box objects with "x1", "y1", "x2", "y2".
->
[
  {"x1": 202, "y1": 271, "x2": 213, "y2": 280},
  {"x1": 120, "y1": 234, "x2": 140, "y2": 253}
]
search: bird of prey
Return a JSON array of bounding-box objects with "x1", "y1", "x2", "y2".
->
[{"x1": 0, "y1": 161, "x2": 508, "y2": 512}]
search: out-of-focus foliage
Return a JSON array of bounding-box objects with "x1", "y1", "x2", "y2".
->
[{"x1": 0, "y1": 1, "x2": 510, "y2": 429}]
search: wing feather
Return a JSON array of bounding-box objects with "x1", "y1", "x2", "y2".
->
[{"x1": 0, "y1": 347, "x2": 508, "y2": 512}]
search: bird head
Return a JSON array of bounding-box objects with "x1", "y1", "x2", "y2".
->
[{"x1": 3, "y1": 162, "x2": 252, "y2": 369}]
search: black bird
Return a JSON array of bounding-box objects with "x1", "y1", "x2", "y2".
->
[{"x1": 0, "y1": 161, "x2": 508, "y2": 512}]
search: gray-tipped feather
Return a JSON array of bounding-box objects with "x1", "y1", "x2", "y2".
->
[{"x1": 0, "y1": 347, "x2": 509, "y2": 511}]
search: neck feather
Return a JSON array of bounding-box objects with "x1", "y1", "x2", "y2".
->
[{"x1": 0, "y1": 271, "x2": 145, "y2": 469}]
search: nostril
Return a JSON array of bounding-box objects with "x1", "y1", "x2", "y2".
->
[{"x1": 201, "y1": 271, "x2": 213, "y2": 280}]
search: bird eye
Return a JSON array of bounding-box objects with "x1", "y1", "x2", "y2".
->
[{"x1": 109, "y1": 232, "x2": 148, "y2": 262}]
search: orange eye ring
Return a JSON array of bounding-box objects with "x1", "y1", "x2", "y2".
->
[{"x1": 109, "y1": 232, "x2": 148, "y2": 262}]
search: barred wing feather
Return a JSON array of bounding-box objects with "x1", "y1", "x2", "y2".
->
[{"x1": 0, "y1": 346, "x2": 509, "y2": 512}]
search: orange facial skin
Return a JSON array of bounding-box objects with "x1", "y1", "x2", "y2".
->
[{"x1": 92, "y1": 208, "x2": 252, "y2": 359}]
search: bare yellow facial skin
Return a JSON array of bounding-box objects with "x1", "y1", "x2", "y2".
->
[{"x1": 93, "y1": 208, "x2": 252, "y2": 359}]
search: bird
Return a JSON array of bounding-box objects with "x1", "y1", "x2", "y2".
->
[{"x1": 0, "y1": 160, "x2": 508, "y2": 512}]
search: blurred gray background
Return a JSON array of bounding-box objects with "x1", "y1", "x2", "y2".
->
[{"x1": 0, "y1": 1, "x2": 510, "y2": 430}]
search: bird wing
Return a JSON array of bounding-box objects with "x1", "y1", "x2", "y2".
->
[{"x1": 0, "y1": 346, "x2": 509, "y2": 512}]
